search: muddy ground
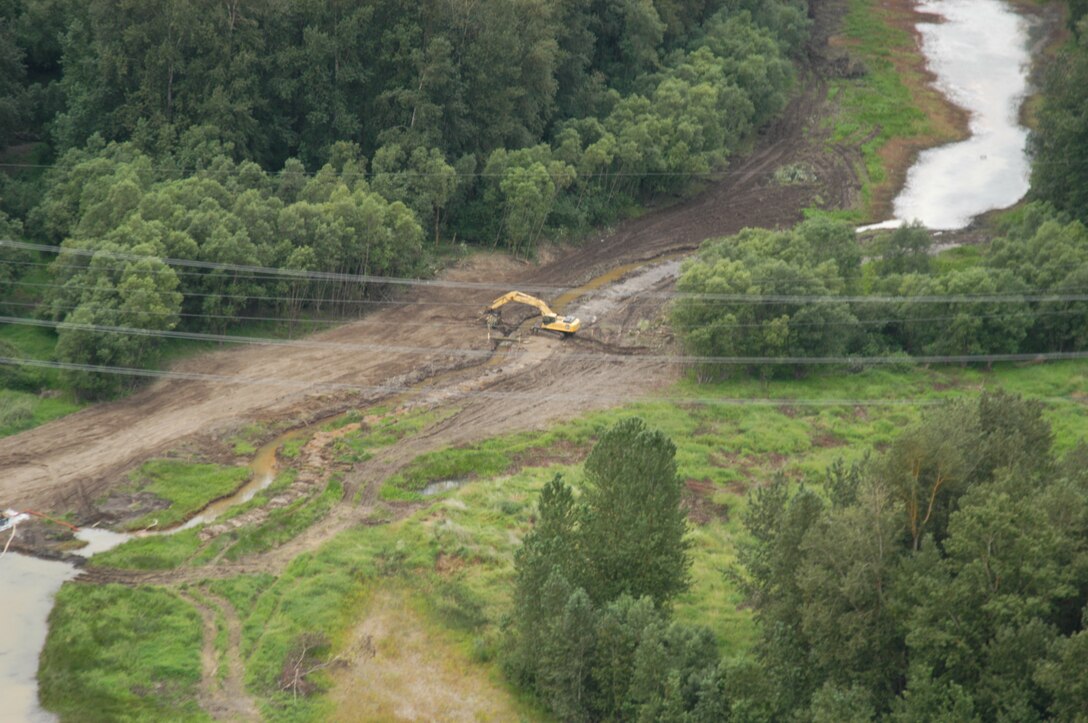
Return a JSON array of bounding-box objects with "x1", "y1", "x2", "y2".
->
[
  {"x1": 0, "y1": 1, "x2": 976, "y2": 717},
  {"x1": 5, "y1": 0, "x2": 1012, "y2": 580},
  {"x1": 0, "y1": 0, "x2": 864, "y2": 521}
]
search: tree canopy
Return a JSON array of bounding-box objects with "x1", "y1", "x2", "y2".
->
[
  {"x1": 1, "y1": 0, "x2": 809, "y2": 248},
  {"x1": 673, "y1": 206, "x2": 1088, "y2": 380},
  {"x1": 30, "y1": 139, "x2": 424, "y2": 396},
  {"x1": 732, "y1": 392, "x2": 1088, "y2": 721},
  {"x1": 504, "y1": 396, "x2": 1088, "y2": 721},
  {"x1": 1030, "y1": 13, "x2": 1088, "y2": 223},
  {"x1": 0, "y1": 0, "x2": 812, "y2": 397},
  {"x1": 506, "y1": 417, "x2": 701, "y2": 720}
]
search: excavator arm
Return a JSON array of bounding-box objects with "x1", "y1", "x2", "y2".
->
[{"x1": 485, "y1": 291, "x2": 581, "y2": 335}]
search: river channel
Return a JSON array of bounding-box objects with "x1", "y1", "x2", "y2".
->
[
  {"x1": 0, "y1": 0, "x2": 1045, "y2": 718},
  {"x1": 0, "y1": 430, "x2": 288, "y2": 721},
  {"x1": 862, "y1": 0, "x2": 1037, "y2": 231}
]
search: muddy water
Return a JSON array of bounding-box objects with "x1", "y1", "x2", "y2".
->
[
  {"x1": 1, "y1": 554, "x2": 77, "y2": 722},
  {"x1": 554, "y1": 254, "x2": 683, "y2": 318},
  {"x1": 553, "y1": 259, "x2": 658, "y2": 312},
  {"x1": 421, "y1": 479, "x2": 467, "y2": 496},
  {"x1": 567, "y1": 258, "x2": 683, "y2": 323},
  {"x1": 179, "y1": 429, "x2": 301, "y2": 530},
  {"x1": 0, "y1": 425, "x2": 303, "y2": 719},
  {"x1": 863, "y1": 0, "x2": 1036, "y2": 231},
  {"x1": 0, "y1": 526, "x2": 132, "y2": 722}
]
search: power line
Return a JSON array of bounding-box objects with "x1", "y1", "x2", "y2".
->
[
  {"x1": 6, "y1": 355, "x2": 1080, "y2": 408},
  {"x1": 12, "y1": 256, "x2": 1088, "y2": 309},
  {"x1": 0, "y1": 300, "x2": 348, "y2": 326},
  {"x1": 0, "y1": 315, "x2": 493, "y2": 359},
  {"x1": 9, "y1": 255, "x2": 1088, "y2": 303},
  {"x1": 4, "y1": 255, "x2": 371, "y2": 283},
  {"x1": 1, "y1": 239, "x2": 551, "y2": 293},
  {"x1": 670, "y1": 291, "x2": 1088, "y2": 304},
  {"x1": 0, "y1": 270, "x2": 486, "y2": 308},
  {"x1": 5, "y1": 291, "x2": 1086, "y2": 332},
  {"x1": 3, "y1": 280, "x2": 485, "y2": 321},
  {"x1": 4, "y1": 255, "x2": 460, "y2": 290},
  {"x1": 8, "y1": 239, "x2": 1088, "y2": 304},
  {"x1": 4, "y1": 315, "x2": 1088, "y2": 367}
]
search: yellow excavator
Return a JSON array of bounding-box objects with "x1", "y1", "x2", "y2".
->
[{"x1": 485, "y1": 291, "x2": 581, "y2": 336}]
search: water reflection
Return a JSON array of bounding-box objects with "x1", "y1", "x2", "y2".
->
[
  {"x1": 0, "y1": 555, "x2": 77, "y2": 722},
  {"x1": 862, "y1": 0, "x2": 1034, "y2": 231}
]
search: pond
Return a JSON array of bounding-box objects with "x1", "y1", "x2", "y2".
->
[{"x1": 862, "y1": 0, "x2": 1037, "y2": 231}]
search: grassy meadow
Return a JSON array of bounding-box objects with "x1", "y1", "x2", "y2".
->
[
  {"x1": 825, "y1": 0, "x2": 968, "y2": 219},
  {"x1": 41, "y1": 357, "x2": 1088, "y2": 720}
]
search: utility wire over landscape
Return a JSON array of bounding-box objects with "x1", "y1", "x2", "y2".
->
[
  {"x1": 6, "y1": 355, "x2": 1079, "y2": 410},
  {"x1": 6, "y1": 239, "x2": 1088, "y2": 303},
  {"x1": 3, "y1": 315, "x2": 1088, "y2": 367},
  {"x1": 3, "y1": 0, "x2": 1088, "y2": 721},
  {"x1": 7, "y1": 291, "x2": 1085, "y2": 327}
]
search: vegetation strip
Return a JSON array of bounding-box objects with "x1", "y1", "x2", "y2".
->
[
  {"x1": 827, "y1": 0, "x2": 968, "y2": 218},
  {"x1": 49, "y1": 354, "x2": 1086, "y2": 718},
  {"x1": 10, "y1": 0, "x2": 1088, "y2": 719}
]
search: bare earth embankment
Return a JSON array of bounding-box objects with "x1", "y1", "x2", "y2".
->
[{"x1": 0, "y1": 15, "x2": 862, "y2": 517}]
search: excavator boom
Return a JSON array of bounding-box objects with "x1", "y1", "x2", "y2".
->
[{"x1": 485, "y1": 291, "x2": 581, "y2": 335}]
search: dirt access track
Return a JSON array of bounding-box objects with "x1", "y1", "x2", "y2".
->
[{"x1": 0, "y1": 0, "x2": 860, "y2": 515}]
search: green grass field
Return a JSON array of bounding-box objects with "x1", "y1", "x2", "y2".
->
[
  {"x1": 39, "y1": 585, "x2": 208, "y2": 723},
  {"x1": 825, "y1": 0, "x2": 963, "y2": 219},
  {"x1": 0, "y1": 321, "x2": 82, "y2": 435},
  {"x1": 225, "y1": 361, "x2": 1088, "y2": 720},
  {"x1": 44, "y1": 357, "x2": 1088, "y2": 720},
  {"x1": 119, "y1": 460, "x2": 253, "y2": 531}
]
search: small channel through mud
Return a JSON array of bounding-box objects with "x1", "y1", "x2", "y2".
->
[{"x1": 0, "y1": 426, "x2": 299, "y2": 720}]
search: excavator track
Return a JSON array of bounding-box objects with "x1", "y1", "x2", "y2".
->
[{"x1": 567, "y1": 335, "x2": 653, "y2": 356}]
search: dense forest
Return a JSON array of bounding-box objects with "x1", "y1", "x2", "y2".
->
[
  {"x1": 508, "y1": 398, "x2": 1088, "y2": 721},
  {"x1": 1030, "y1": 2, "x2": 1088, "y2": 222},
  {"x1": 672, "y1": 203, "x2": 1088, "y2": 379},
  {"x1": 733, "y1": 393, "x2": 1088, "y2": 721},
  {"x1": 0, "y1": 0, "x2": 808, "y2": 396},
  {"x1": 0, "y1": 0, "x2": 806, "y2": 174}
]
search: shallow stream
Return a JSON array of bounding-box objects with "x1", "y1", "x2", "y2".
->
[
  {"x1": 0, "y1": 3, "x2": 1046, "y2": 715},
  {"x1": 861, "y1": 0, "x2": 1037, "y2": 231},
  {"x1": 0, "y1": 429, "x2": 291, "y2": 720}
]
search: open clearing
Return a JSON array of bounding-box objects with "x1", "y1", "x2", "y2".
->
[
  {"x1": 0, "y1": 2, "x2": 861, "y2": 516},
  {"x1": 327, "y1": 588, "x2": 529, "y2": 722},
  {"x1": 14, "y1": 1, "x2": 1039, "y2": 719}
]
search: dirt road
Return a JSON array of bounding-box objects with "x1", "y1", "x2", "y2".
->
[{"x1": 0, "y1": 1, "x2": 860, "y2": 515}]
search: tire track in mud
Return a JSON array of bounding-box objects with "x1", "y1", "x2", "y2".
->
[
  {"x1": 176, "y1": 589, "x2": 260, "y2": 722},
  {"x1": 68, "y1": 249, "x2": 684, "y2": 590},
  {"x1": 62, "y1": 94, "x2": 851, "y2": 599},
  {"x1": 10, "y1": 0, "x2": 862, "y2": 568},
  {"x1": 204, "y1": 590, "x2": 260, "y2": 722}
]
